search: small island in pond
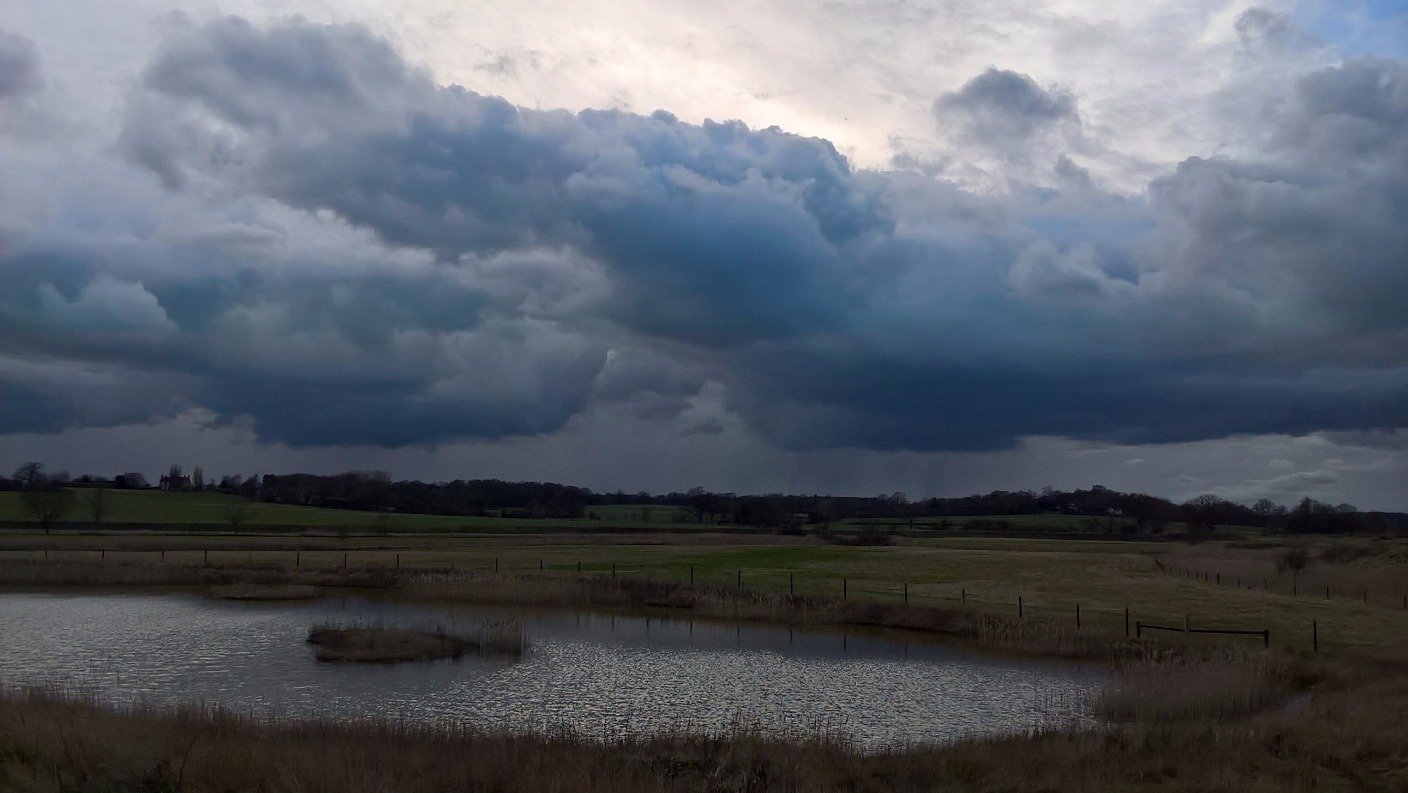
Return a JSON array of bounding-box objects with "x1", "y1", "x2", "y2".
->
[{"x1": 307, "y1": 621, "x2": 526, "y2": 663}]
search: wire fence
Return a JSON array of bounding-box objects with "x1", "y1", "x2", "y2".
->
[{"x1": 0, "y1": 546, "x2": 1347, "y2": 652}]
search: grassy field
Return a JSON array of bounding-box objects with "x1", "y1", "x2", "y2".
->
[
  {"x1": 3, "y1": 530, "x2": 1406, "y2": 658},
  {"x1": 1, "y1": 489, "x2": 1224, "y2": 535}
]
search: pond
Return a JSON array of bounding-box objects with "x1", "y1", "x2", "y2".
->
[{"x1": 0, "y1": 591, "x2": 1098, "y2": 748}]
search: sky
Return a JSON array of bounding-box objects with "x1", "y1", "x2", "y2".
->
[{"x1": 1, "y1": 1, "x2": 1406, "y2": 509}]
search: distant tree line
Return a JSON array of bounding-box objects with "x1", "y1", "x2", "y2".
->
[{"x1": 2, "y1": 462, "x2": 1404, "y2": 535}]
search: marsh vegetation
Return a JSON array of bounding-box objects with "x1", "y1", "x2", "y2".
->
[{"x1": 306, "y1": 619, "x2": 527, "y2": 662}]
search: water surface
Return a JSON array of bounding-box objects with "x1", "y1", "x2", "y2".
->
[{"x1": 0, "y1": 592, "x2": 1095, "y2": 748}]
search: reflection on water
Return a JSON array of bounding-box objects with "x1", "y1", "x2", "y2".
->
[{"x1": 0, "y1": 592, "x2": 1096, "y2": 748}]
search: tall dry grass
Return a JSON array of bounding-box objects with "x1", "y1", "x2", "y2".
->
[{"x1": 3, "y1": 661, "x2": 1407, "y2": 792}]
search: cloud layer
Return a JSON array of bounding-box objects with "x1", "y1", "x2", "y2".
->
[{"x1": 1, "y1": 13, "x2": 1405, "y2": 464}]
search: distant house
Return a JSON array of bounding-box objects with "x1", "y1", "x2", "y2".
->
[
  {"x1": 115, "y1": 472, "x2": 150, "y2": 489},
  {"x1": 159, "y1": 474, "x2": 192, "y2": 491}
]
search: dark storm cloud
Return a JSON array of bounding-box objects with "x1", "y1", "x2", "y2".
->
[
  {"x1": 3, "y1": 17, "x2": 1406, "y2": 453},
  {"x1": 126, "y1": 17, "x2": 891, "y2": 347},
  {"x1": 934, "y1": 67, "x2": 1078, "y2": 144},
  {"x1": 0, "y1": 30, "x2": 41, "y2": 99}
]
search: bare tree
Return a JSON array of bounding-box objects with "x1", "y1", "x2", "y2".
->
[
  {"x1": 24, "y1": 488, "x2": 76, "y2": 534},
  {"x1": 226, "y1": 498, "x2": 251, "y2": 528},
  {"x1": 1183, "y1": 493, "x2": 1230, "y2": 544},
  {"x1": 192, "y1": 466, "x2": 205, "y2": 490},
  {"x1": 687, "y1": 486, "x2": 710, "y2": 523},
  {"x1": 12, "y1": 462, "x2": 44, "y2": 489}
]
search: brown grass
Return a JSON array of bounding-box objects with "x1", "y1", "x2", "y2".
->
[{"x1": 3, "y1": 660, "x2": 1407, "y2": 792}]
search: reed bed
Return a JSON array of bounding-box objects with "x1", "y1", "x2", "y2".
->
[{"x1": 306, "y1": 618, "x2": 527, "y2": 662}]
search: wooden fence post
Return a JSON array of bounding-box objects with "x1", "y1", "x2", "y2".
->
[
  {"x1": 203, "y1": 549, "x2": 208, "y2": 566},
  {"x1": 1263, "y1": 629, "x2": 1270, "y2": 649},
  {"x1": 1312, "y1": 620, "x2": 1318, "y2": 652},
  {"x1": 1136, "y1": 621, "x2": 1143, "y2": 639},
  {"x1": 1124, "y1": 606, "x2": 1130, "y2": 637},
  {"x1": 904, "y1": 581, "x2": 909, "y2": 605},
  {"x1": 396, "y1": 553, "x2": 401, "y2": 570},
  {"x1": 737, "y1": 569, "x2": 741, "y2": 588},
  {"x1": 342, "y1": 553, "x2": 347, "y2": 569},
  {"x1": 1018, "y1": 595, "x2": 1024, "y2": 618},
  {"x1": 843, "y1": 578, "x2": 848, "y2": 600},
  {"x1": 1183, "y1": 615, "x2": 1189, "y2": 634},
  {"x1": 790, "y1": 572, "x2": 794, "y2": 595},
  {"x1": 690, "y1": 565, "x2": 694, "y2": 585},
  {"x1": 1076, "y1": 603, "x2": 1081, "y2": 628},
  {"x1": 296, "y1": 551, "x2": 300, "y2": 568},
  {"x1": 961, "y1": 587, "x2": 966, "y2": 605}
]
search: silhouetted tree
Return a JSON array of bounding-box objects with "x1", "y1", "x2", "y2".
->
[
  {"x1": 24, "y1": 488, "x2": 75, "y2": 534},
  {"x1": 12, "y1": 462, "x2": 44, "y2": 489},
  {"x1": 1183, "y1": 493, "x2": 1231, "y2": 543}
]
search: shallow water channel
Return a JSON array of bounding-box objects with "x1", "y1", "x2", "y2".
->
[{"x1": 0, "y1": 591, "x2": 1098, "y2": 748}]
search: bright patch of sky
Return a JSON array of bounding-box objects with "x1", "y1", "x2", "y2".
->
[{"x1": 1295, "y1": 0, "x2": 1408, "y2": 58}]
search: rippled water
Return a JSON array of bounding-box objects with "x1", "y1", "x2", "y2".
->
[{"x1": 0, "y1": 592, "x2": 1097, "y2": 747}]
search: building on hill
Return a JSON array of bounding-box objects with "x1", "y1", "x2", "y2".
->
[{"x1": 159, "y1": 474, "x2": 192, "y2": 491}]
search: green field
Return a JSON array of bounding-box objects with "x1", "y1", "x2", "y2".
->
[
  {"x1": 0, "y1": 490, "x2": 1232, "y2": 536},
  {"x1": 0, "y1": 490, "x2": 701, "y2": 530},
  {"x1": 3, "y1": 526, "x2": 1406, "y2": 658}
]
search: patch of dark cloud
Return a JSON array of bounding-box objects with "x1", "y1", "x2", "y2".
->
[
  {"x1": 934, "y1": 67, "x2": 1078, "y2": 144},
  {"x1": 739, "y1": 348, "x2": 1408, "y2": 452},
  {"x1": 0, "y1": 380, "x2": 71, "y2": 435},
  {"x1": 0, "y1": 30, "x2": 40, "y2": 99},
  {"x1": 125, "y1": 17, "x2": 892, "y2": 348},
  {"x1": 3, "y1": 16, "x2": 1404, "y2": 455}
]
